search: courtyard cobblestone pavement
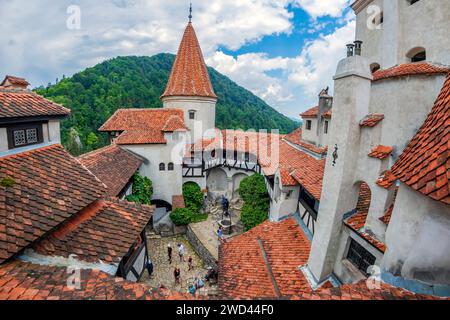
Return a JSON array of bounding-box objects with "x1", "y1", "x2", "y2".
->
[{"x1": 140, "y1": 234, "x2": 216, "y2": 295}]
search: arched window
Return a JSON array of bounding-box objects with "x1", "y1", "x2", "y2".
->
[
  {"x1": 407, "y1": 47, "x2": 426, "y2": 62},
  {"x1": 211, "y1": 149, "x2": 216, "y2": 158},
  {"x1": 159, "y1": 163, "x2": 166, "y2": 171},
  {"x1": 372, "y1": 11, "x2": 383, "y2": 26},
  {"x1": 370, "y1": 63, "x2": 381, "y2": 73},
  {"x1": 168, "y1": 163, "x2": 174, "y2": 171}
]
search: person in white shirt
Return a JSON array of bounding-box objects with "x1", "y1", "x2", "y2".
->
[{"x1": 178, "y1": 243, "x2": 185, "y2": 262}]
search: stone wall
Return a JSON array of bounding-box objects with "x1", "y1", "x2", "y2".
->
[{"x1": 186, "y1": 225, "x2": 218, "y2": 269}]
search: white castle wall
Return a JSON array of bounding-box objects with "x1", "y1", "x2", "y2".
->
[
  {"x1": 122, "y1": 133, "x2": 186, "y2": 204},
  {"x1": 355, "y1": 0, "x2": 450, "y2": 68},
  {"x1": 162, "y1": 96, "x2": 217, "y2": 140}
]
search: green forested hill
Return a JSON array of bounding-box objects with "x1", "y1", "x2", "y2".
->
[{"x1": 35, "y1": 54, "x2": 296, "y2": 155}]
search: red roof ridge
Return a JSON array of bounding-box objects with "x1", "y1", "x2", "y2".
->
[
  {"x1": 162, "y1": 22, "x2": 217, "y2": 99},
  {"x1": 300, "y1": 106, "x2": 319, "y2": 118},
  {"x1": 360, "y1": 114, "x2": 385, "y2": 127},
  {"x1": 373, "y1": 62, "x2": 449, "y2": 82}
]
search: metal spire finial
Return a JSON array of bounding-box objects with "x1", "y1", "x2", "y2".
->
[{"x1": 189, "y1": 3, "x2": 193, "y2": 23}]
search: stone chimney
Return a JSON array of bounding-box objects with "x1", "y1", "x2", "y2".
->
[{"x1": 0, "y1": 75, "x2": 30, "y2": 90}]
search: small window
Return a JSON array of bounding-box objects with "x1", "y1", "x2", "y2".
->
[
  {"x1": 189, "y1": 110, "x2": 196, "y2": 120},
  {"x1": 223, "y1": 149, "x2": 227, "y2": 159},
  {"x1": 286, "y1": 190, "x2": 293, "y2": 199},
  {"x1": 409, "y1": 0, "x2": 420, "y2": 5},
  {"x1": 306, "y1": 120, "x2": 312, "y2": 131},
  {"x1": 159, "y1": 163, "x2": 166, "y2": 171},
  {"x1": 211, "y1": 150, "x2": 216, "y2": 158},
  {"x1": 407, "y1": 47, "x2": 426, "y2": 62},
  {"x1": 168, "y1": 163, "x2": 174, "y2": 171},
  {"x1": 7, "y1": 123, "x2": 43, "y2": 149},
  {"x1": 245, "y1": 152, "x2": 250, "y2": 162},
  {"x1": 372, "y1": 11, "x2": 384, "y2": 26},
  {"x1": 324, "y1": 121, "x2": 329, "y2": 134},
  {"x1": 411, "y1": 51, "x2": 426, "y2": 62},
  {"x1": 347, "y1": 239, "x2": 376, "y2": 276},
  {"x1": 370, "y1": 63, "x2": 381, "y2": 73},
  {"x1": 233, "y1": 150, "x2": 238, "y2": 161}
]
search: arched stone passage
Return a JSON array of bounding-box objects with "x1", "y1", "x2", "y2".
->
[
  {"x1": 232, "y1": 173, "x2": 249, "y2": 199},
  {"x1": 151, "y1": 199, "x2": 172, "y2": 212},
  {"x1": 206, "y1": 167, "x2": 228, "y2": 193}
]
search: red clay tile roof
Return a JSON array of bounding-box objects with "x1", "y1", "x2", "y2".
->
[
  {"x1": 78, "y1": 145, "x2": 143, "y2": 197},
  {"x1": 323, "y1": 110, "x2": 332, "y2": 119},
  {"x1": 172, "y1": 195, "x2": 185, "y2": 210},
  {"x1": 99, "y1": 109, "x2": 187, "y2": 145},
  {"x1": 380, "y1": 205, "x2": 394, "y2": 225},
  {"x1": 284, "y1": 127, "x2": 302, "y2": 146},
  {"x1": 346, "y1": 183, "x2": 371, "y2": 231},
  {"x1": 162, "y1": 115, "x2": 189, "y2": 132},
  {"x1": 360, "y1": 114, "x2": 385, "y2": 127},
  {"x1": 376, "y1": 170, "x2": 397, "y2": 189},
  {"x1": 280, "y1": 141, "x2": 326, "y2": 200},
  {"x1": 344, "y1": 183, "x2": 386, "y2": 252},
  {"x1": 0, "y1": 89, "x2": 70, "y2": 119},
  {"x1": 300, "y1": 106, "x2": 319, "y2": 118},
  {"x1": 389, "y1": 73, "x2": 450, "y2": 205},
  {"x1": 33, "y1": 198, "x2": 153, "y2": 264},
  {"x1": 219, "y1": 218, "x2": 311, "y2": 299},
  {"x1": 372, "y1": 63, "x2": 449, "y2": 82},
  {"x1": 0, "y1": 144, "x2": 108, "y2": 264},
  {"x1": 291, "y1": 280, "x2": 446, "y2": 300},
  {"x1": 380, "y1": 187, "x2": 399, "y2": 225},
  {"x1": 368, "y1": 145, "x2": 393, "y2": 159},
  {"x1": 284, "y1": 128, "x2": 328, "y2": 156},
  {"x1": 161, "y1": 23, "x2": 217, "y2": 99},
  {"x1": 0, "y1": 261, "x2": 192, "y2": 300},
  {"x1": 0, "y1": 76, "x2": 30, "y2": 88}
]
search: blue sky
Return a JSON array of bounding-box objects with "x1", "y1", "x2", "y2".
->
[{"x1": 0, "y1": 0, "x2": 356, "y2": 119}]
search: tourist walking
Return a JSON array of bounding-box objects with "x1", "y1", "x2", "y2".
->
[
  {"x1": 188, "y1": 256, "x2": 193, "y2": 271},
  {"x1": 174, "y1": 268, "x2": 181, "y2": 285},
  {"x1": 178, "y1": 243, "x2": 185, "y2": 262},
  {"x1": 167, "y1": 243, "x2": 173, "y2": 264},
  {"x1": 217, "y1": 226, "x2": 223, "y2": 241}
]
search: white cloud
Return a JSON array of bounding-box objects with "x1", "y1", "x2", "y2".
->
[
  {"x1": 291, "y1": 0, "x2": 351, "y2": 18},
  {"x1": 0, "y1": 0, "x2": 356, "y2": 118}
]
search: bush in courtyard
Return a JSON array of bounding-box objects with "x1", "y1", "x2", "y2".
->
[
  {"x1": 183, "y1": 182, "x2": 204, "y2": 213},
  {"x1": 170, "y1": 207, "x2": 208, "y2": 226},
  {"x1": 238, "y1": 174, "x2": 270, "y2": 231},
  {"x1": 125, "y1": 172, "x2": 153, "y2": 205}
]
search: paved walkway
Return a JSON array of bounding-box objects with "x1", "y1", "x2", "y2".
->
[
  {"x1": 140, "y1": 234, "x2": 216, "y2": 295},
  {"x1": 190, "y1": 202, "x2": 245, "y2": 261}
]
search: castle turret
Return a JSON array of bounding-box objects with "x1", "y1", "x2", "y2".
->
[
  {"x1": 307, "y1": 43, "x2": 373, "y2": 283},
  {"x1": 161, "y1": 11, "x2": 217, "y2": 141}
]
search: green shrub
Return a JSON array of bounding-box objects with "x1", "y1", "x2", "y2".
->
[
  {"x1": 238, "y1": 174, "x2": 270, "y2": 231},
  {"x1": 125, "y1": 172, "x2": 153, "y2": 205},
  {"x1": 170, "y1": 208, "x2": 208, "y2": 226},
  {"x1": 183, "y1": 182, "x2": 204, "y2": 213},
  {"x1": 241, "y1": 203, "x2": 269, "y2": 231},
  {"x1": 0, "y1": 177, "x2": 16, "y2": 188}
]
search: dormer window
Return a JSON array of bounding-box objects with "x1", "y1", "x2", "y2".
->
[
  {"x1": 306, "y1": 120, "x2": 312, "y2": 131},
  {"x1": 189, "y1": 110, "x2": 196, "y2": 120},
  {"x1": 7, "y1": 123, "x2": 43, "y2": 149},
  {"x1": 407, "y1": 47, "x2": 426, "y2": 62}
]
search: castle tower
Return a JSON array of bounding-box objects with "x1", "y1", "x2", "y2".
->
[
  {"x1": 307, "y1": 47, "x2": 373, "y2": 283},
  {"x1": 161, "y1": 9, "x2": 217, "y2": 141}
]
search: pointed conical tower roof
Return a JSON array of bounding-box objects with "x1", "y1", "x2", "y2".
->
[{"x1": 161, "y1": 22, "x2": 217, "y2": 99}]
